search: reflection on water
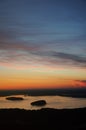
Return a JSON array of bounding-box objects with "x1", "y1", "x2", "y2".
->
[{"x1": 0, "y1": 95, "x2": 86, "y2": 110}]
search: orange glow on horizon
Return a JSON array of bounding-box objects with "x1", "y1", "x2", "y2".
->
[
  {"x1": 0, "y1": 76, "x2": 85, "y2": 90},
  {"x1": 0, "y1": 65, "x2": 86, "y2": 90}
]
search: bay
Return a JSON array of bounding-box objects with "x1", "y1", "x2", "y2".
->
[{"x1": 0, "y1": 95, "x2": 86, "y2": 110}]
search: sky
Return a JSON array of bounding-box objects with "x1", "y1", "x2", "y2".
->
[{"x1": 0, "y1": 0, "x2": 86, "y2": 90}]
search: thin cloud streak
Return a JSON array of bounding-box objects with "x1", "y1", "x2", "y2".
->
[
  {"x1": 52, "y1": 52, "x2": 86, "y2": 64},
  {"x1": 0, "y1": 29, "x2": 86, "y2": 69},
  {"x1": 0, "y1": 48, "x2": 86, "y2": 69}
]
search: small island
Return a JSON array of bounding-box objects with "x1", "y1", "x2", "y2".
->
[
  {"x1": 31, "y1": 100, "x2": 46, "y2": 106},
  {"x1": 6, "y1": 97, "x2": 24, "y2": 101}
]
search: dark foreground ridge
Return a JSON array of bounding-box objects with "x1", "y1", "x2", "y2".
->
[{"x1": 0, "y1": 108, "x2": 86, "y2": 130}]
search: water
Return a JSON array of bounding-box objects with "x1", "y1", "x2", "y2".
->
[{"x1": 0, "y1": 95, "x2": 86, "y2": 110}]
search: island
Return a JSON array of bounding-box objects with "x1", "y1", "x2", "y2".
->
[
  {"x1": 6, "y1": 97, "x2": 24, "y2": 101},
  {"x1": 31, "y1": 100, "x2": 46, "y2": 106}
]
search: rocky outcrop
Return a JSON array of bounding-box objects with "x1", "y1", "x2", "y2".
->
[
  {"x1": 6, "y1": 97, "x2": 24, "y2": 101},
  {"x1": 31, "y1": 100, "x2": 46, "y2": 106}
]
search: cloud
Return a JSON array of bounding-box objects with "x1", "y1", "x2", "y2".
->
[
  {"x1": 0, "y1": 42, "x2": 39, "y2": 51},
  {"x1": 0, "y1": 29, "x2": 86, "y2": 69},
  {"x1": 75, "y1": 80, "x2": 86, "y2": 87},
  {"x1": 81, "y1": 80, "x2": 86, "y2": 83},
  {"x1": 0, "y1": 30, "x2": 42, "y2": 68},
  {"x1": 31, "y1": 51, "x2": 86, "y2": 68},
  {"x1": 52, "y1": 52, "x2": 86, "y2": 64},
  {"x1": 0, "y1": 45, "x2": 86, "y2": 69},
  {"x1": 0, "y1": 29, "x2": 40, "y2": 51},
  {"x1": 76, "y1": 80, "x2": 86, "y2": 83}
]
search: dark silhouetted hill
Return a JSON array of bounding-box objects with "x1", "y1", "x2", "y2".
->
[{"x1": 0, "y1": 108, "x2": 86, "y2": 130}]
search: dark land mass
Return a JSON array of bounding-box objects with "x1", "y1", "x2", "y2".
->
[
  {"x1": 0, "y1": 88, "x2": 86, "y2": 98},
  {"x1": 28, "y1": 88, "x2": 86, "y2": 98},
  {"x1": 6, "y1": 97, "x2": 24, "y2": 101},
  {"x1": 0, "y1": 108, "x2": 86, "y2": 130},
  {"x1": 31, "y1": 100, "x2": 46, "y2": 106}
]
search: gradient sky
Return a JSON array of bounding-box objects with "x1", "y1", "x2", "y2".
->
[{"x1": 0, "y1": 0, "x2": 86, "y2": 90}]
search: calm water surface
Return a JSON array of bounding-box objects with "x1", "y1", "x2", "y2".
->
[{"x1": 0, "y1": 95, "x2": 86, "y2": 110}]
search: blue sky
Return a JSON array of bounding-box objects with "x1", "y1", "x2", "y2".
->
[
  {"x1": 0, "y1": 0, "x2": 86, "y2": 68},
  {"x1": 0, "y1": 0, "x2": 86, "y2": 89}
]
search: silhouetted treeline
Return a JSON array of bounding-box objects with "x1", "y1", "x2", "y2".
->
[{"x1": 0, "y1": 88, "x2": 86, "y2": 98}]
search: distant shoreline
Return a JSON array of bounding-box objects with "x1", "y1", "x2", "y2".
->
[{"x1": 0, "y1": 88, "x2": 86, "y2": 98}]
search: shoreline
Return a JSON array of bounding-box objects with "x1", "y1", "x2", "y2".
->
[{"x1": 0, "y1": 88, "x2": 86, "y2": 98}]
